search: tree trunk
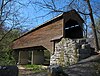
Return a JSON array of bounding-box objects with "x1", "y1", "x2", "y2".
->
[{"x1": 86, "y1": 0, "x2": 99, "y2": 51}]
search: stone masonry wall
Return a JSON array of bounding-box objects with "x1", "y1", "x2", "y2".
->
[{"x1": 50, "y1": 38, "x2": 94, "y2": 66}]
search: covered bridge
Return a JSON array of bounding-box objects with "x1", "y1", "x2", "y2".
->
[{"x1": 12, "y1": 10, "x2": 84, "y2": 65}]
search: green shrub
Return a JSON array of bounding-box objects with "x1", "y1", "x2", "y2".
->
[
  {"x1": 24, "y1": 65, "x2": 46, "y2": 72},
  {"x1": 0, "y1": 51, "x2": 15, "y2": 65}
]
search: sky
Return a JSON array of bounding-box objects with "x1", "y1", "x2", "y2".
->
[
  {"x1": 10, "y1": 0, "x2": 76, "y2": 30},
  {"x1": 0, "y1": 0, "x2": 100, "y2": 32},
  {"x1": 18, "y1": 0, "x2": 66, "y2": 30},
  {"x1": 22, "y1": 0, "x2": 100, "y2": 31}
]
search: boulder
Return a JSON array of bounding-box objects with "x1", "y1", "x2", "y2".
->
[
  {"x1": 48, "y1": 65, "x2": 68, "y2": 76},
  {"x1": 0, "y1": 65, "x2": 18, "y2": 76},
  {"x1": 64, "y1": 54, "x2": 100, "y2": 76}
]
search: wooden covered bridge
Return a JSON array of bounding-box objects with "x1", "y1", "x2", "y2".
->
[{"x1": 12, "y1": 10, "x2": 84, "y2": 65}]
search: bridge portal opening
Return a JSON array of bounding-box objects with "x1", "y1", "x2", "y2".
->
[{"x1": 64, "y1": 19, "x2": 83, "y2": 39}]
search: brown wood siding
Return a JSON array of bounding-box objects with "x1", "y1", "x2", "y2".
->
[{"x1": 13, "y1": 19, "x2": 63, "y2": 52}]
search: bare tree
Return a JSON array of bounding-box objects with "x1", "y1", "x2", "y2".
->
[
  {"x1": 84, "y1": 0, "x2": 99, "y2": 51},
  {"x1": 0, "y1": 0, "x2": 30, "y2": 41}
]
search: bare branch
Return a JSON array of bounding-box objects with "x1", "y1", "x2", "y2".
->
[
  {"x1": 51, "y1": 0, "x2": 56, "y2": 9},
  {"x1": 0, "y1": 25, "x2": 14, "y2": 41},
  {"x1": 98, "y1": 31, "x2": 100, "y2": 34},
  {"x1": 32, "y1": 11, "x2": 53, "y2": 19},
  {"x1": 68, "y1": 0, "x2": 75, "y2": 7},
  {"x1": 77, "y1": 10, "x2": 90, "y2": 15}
]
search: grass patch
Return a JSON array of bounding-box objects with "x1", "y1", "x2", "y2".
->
[{"x1": 24, "y1": 64, "x2": 47, "y2": 72}]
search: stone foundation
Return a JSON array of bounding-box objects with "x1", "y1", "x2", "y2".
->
[{"x1": 50, "y1": 38, "x2": 94, "y2": 66}]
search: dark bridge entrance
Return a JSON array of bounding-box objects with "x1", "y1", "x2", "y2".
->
[{"x1": 64, "y1": 19, "x2": 83, "y2": 39}]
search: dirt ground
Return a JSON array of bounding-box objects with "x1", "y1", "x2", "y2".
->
[
  {"x1": 19, "y1": 69, "x2": 48, "y2": 76},
  {"x1": 18, "y1": 65, "x2": 48, "y2": 76}
]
